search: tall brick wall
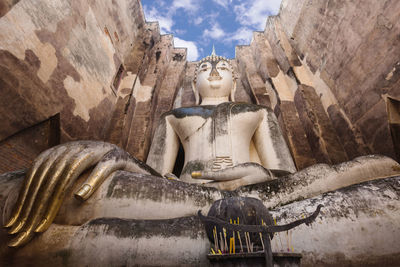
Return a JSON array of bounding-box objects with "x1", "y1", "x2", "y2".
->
[
  {"x1": 0, "y1": 0, "x2": 156, "y2": 172},
  {"x1": 278, "y1": 0, "x2": 400, "y2": 161}
]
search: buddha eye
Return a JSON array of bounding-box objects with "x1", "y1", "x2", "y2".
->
[
  {"x1": 217, "y1": 62, "x2": 229, "y2": 71},
  {"x1": 199, "y1": 64, "x2": 209, "y2": 72}
]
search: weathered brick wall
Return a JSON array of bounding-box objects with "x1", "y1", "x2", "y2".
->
[
  {"x1": 0, "y1": 115, "x2": 59, "y2": 172},
  {"x1": 231, "y1": 0, "x2": 400, "y2": 168},
  {"x1": 279, "y1": 0, "x2": 400, "y2": 160},
  {"x1": 0, "y1": 0, "x2": 156, "y2": 172},
  {"x1": 0, "y1": 0, "x2": 148, "y2": 144}
]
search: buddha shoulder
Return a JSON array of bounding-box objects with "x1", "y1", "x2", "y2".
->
[
  {"x1": 228, "y1": 103, "x2": 273, "y2": 123},
  {"x1": 229, "y1": 102, "x2": 272, "y2": 115},
  {"x1": 160, "y1": 103, "x2": 272, "y2": 121},
  {"x1": 163, "y1": 105, "x2": 215, "y2": 119}
]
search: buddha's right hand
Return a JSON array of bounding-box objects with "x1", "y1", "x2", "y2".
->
[
  {"x1": 4, "y1": 141, "x2": 159, "y2": 247},
  {"x1": 191, "y1": 163, "x2": 275, "y2": 191}
]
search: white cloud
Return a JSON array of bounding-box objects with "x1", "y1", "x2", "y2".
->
[
  {"x1": 234, "y1": 0, "x2": 281, "y2": 29},
  {"x1": 172, "y1": 0, "x2": 198, "y2": 12},
  {"x1": 192, "y1": 11, "x2": 219, "y2": 26},
  {"x1": 212, "y1": 0, "x2": 232, "y2": 9},
  {"x1": 226, "y1": 27, "x2": 253, "y2": 44},
  {"x1": 174, "y1": 37, "x2": 199, "y2": 61},
  {"x1": 193, "y1": 16, "x2": 203, "y2": 25},
  {"x1": 144, "y1": 6, "x2": 174, "y2": 33},
  {"x1": 144, "y1": 0, "x2": 200, "y2": 33},
  {"x1": 202, "y1": 23, "x2": 226, "y2": 40},
  {"x1": 173, "y1": 29, "x2": 187, "y2": 35},
  {"x1": 201, "y1": 23, "x2": 253, "y2": 46}
]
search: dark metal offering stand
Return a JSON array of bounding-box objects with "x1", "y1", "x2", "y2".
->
[{"x1": 198, "y1": 197, "x2": 323, "y2": 267}]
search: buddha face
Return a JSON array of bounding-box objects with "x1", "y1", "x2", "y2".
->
[{"x1": 195, "y1": 59, "x2": 233, "y2": 99}]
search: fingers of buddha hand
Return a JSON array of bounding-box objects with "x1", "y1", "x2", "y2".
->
[
  {"x1": 4, "y1": 146, "x2": 60, "y2": 228},
  {"x1": 74, "y1": 148, "x2": 153, "y2": 201},
  {"x1": 5, "y1": 141, "x2": 116, "y2": 247},
  {"x1": 34, "y1": 144, "x2": 114, "y2": 233},
  {"x1": 74, "y1": 148, "x2": 126, "y2": 201},
  {"x1": 191, "y1": 165, "x2": 249, "y2": 181},
  {"x1": 192, "y1": 163, "x2": 273, "y2": 182},
  {"x1": 8, "y1": 149, "x2": 75, "y2": 247},
  {"x1": 7, "y1": 145, "x2": 69, "y2": 234},
  {"x1": 205, "y1": 174, "x2": 273, "y2": 191}
]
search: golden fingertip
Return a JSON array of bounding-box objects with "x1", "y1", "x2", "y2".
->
[
  {"x1": 191, "y1": 171, "x2": 202, "y2": 178},
  {"x1": 74, "y1": 184, "x2": 92, "y2": 201},
  {"x1": 8, "y1": 221, "x2": 24, "y2": 234},
  {"x1": 34, "y1": 218, "x2": 48, "y2": 233},
  {"x1": 4, "y1": 214, "x2": 18, "y2": 228},
  {"x1": 7, "y1": 231, "x2": 31, "y2": 248}
]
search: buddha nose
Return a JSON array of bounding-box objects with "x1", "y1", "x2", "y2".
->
[{"x1": 210, "y1": 66, "x2": 220, "y2": 77}]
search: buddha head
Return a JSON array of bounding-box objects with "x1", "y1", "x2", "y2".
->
[{"x1": 192, "y1": 49, "x2": 237, "y2": 105}]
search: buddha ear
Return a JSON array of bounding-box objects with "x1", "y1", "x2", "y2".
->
[
  {"x1": 230, "y1": 79, "x2": 236, "y2": 102},
  {"x1": 192, "y1": 80, "x2": 200, "y2": 105}
]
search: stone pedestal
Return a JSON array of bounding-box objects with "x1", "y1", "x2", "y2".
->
[{"x1": 207, "y1": 251, "x2": 302, "y2": 267}]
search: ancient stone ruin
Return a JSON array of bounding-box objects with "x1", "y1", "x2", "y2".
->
[{"x1": 0, "y1": 0, "x2": 399, "y2": 266}]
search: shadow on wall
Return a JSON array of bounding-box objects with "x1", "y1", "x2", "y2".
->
[
  {"x1": 0, "y1": 114, "x2": 60, "y2": 173},
  {"x1": 386, "y1": 96, "x2": 400, "y2": 162}
]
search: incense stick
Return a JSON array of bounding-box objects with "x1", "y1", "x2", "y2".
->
[
  {"x1": 274, "y1": 217, "x2": 283, "y2": 251},
  {"x1": 215, "y1": 227, "x2": 219, "y2": 252},
  {"x1": 233, "y1": 232, "x2": 236, "y2": 254},
  {"x1": 223, "y1": 228, "x2": 228, "y2": 253},
  {"x1": 246, "y1": 232, "x2": 253, "y2": 252},
  {"x1": 289, "y1": 230, "x2": 294, "y2": 252},
  {"x1": 286, "y1": 231, "x2": 289, "y2": 252},
  {"x1": 237, "y1": 231, "x2": 243, "y2": 253},
  {"x1": 244, "y1": 232, "x2": 250, "y2": 252},
  {"x1": 219, "y1": 232, "x2": 224, "y2": 252},
  {"x1": 259, "y1": 232, "x2": 265, "y2": 251}
]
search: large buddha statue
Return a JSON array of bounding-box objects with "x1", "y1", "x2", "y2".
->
[
  {"x1": 3, "y1": 51, "x2": 295, "y2": 248},
  {"x1": 1, "y1": 51, "x2": 399, "y2": 266}
]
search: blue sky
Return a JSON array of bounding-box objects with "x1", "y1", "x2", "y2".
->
[{"x1": 141, "y1": 0, "x2": 282, "y2": 61}]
